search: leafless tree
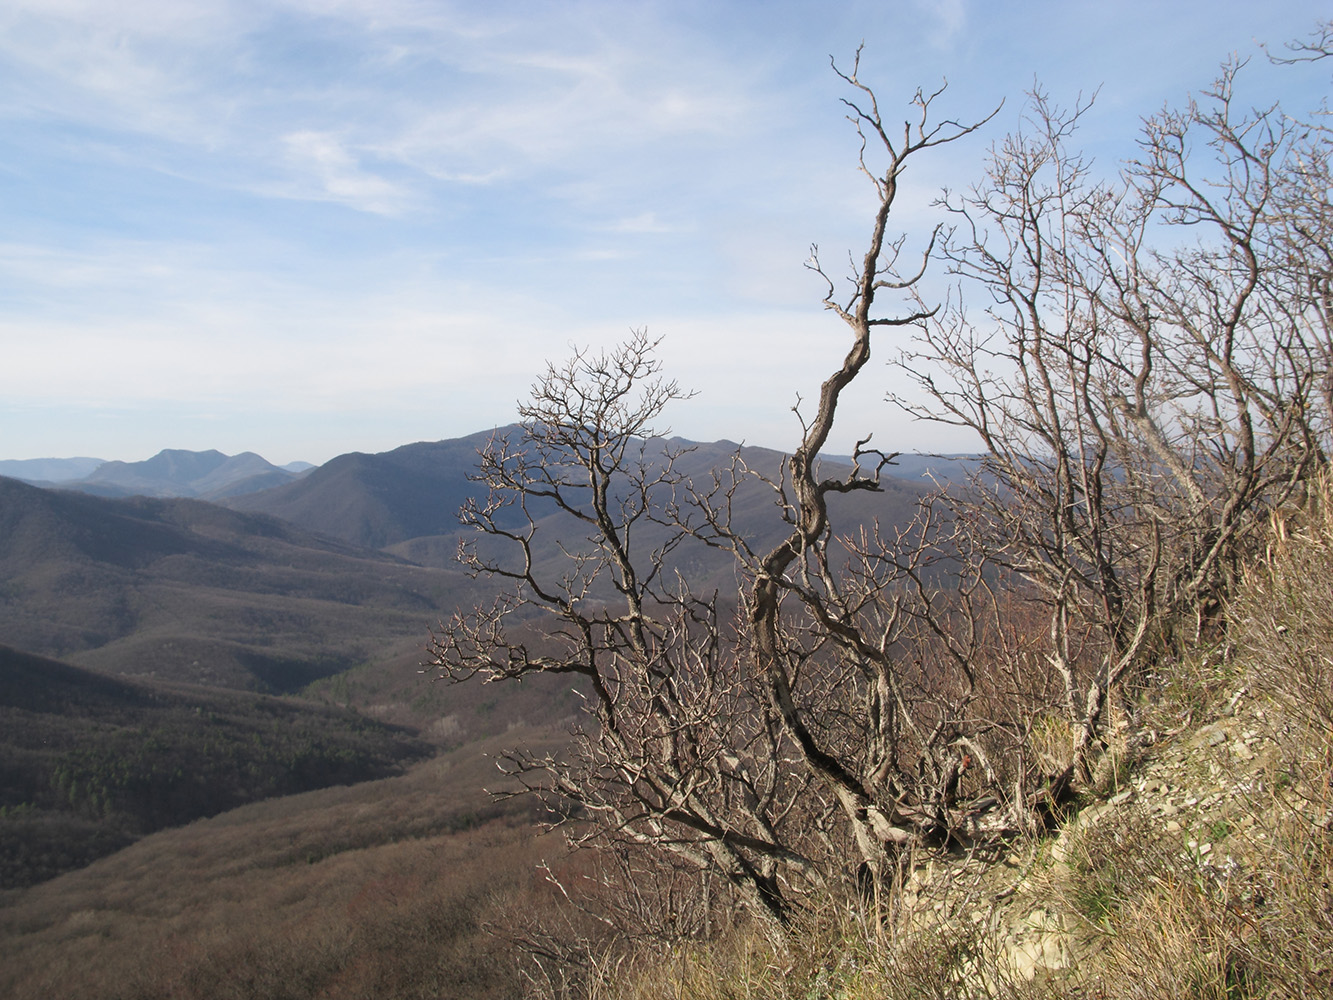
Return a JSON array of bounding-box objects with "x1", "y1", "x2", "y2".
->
[
  {"x1": 1266, "y1": 18, "x2": 1333, "y2": 65},
  {"x1": 891, "y1": 50, "x2": 1332, "y2": 792},
  {"x1": 429, "y1": 31, "x2": 1331, "y2": 970},
  {"x1": 428, "y1": 330, "x2": 823, "y2": 938},
  {"x1": 427, "y1": 49, "x2": 1012, "y2": 943},
  {"x1": 731, "y1": 53, "x2": 1015, "y2": 884}
]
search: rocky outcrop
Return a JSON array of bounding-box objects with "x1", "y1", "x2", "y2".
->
[{"x1": 886, "y1": 681, "x2": 1300, "y2": 992}]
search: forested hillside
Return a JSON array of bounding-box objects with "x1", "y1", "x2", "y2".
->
[{"x1": 0, "y1": 645, "x2": 429, "y2": 888}]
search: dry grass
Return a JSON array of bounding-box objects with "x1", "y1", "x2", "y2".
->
[
  {"x1": 1079, "y1": 477, "x2": 1333, "y2": 1000},
  {"x1": 1080, "y1": 787, "x2": 1333, "y2": 999},
  {"x1": 583, "y1": 765, "x2": 1330, "y2": 1000}
]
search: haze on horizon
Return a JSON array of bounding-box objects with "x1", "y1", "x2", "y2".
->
[{"x1": 1, "y1": 0, "x2": 1328, "y2": 467}]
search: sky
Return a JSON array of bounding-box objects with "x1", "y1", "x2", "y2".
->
[{"x1": 1, "y1": 0, "x2": 1329, "y2": 466}]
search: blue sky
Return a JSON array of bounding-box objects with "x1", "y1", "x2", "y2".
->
[{"x1": 1, "y1": 0, "x2": 1328, "y2": 465}]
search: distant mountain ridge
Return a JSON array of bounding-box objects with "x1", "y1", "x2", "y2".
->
[
  {"x1": 0, "y1": 430, "x2": 943, "y2": 691},
  {"x1": 3, "y1": 444, "x2": 974, "y2": 508},
  {"x1": 3, "y1": 449, "x2": 310, "y2": 500},
  {"x1": 224, "y1": 430, "x2": 931, "y2": 590},
  {"x1": 223, "y1": 430, "x2": 505, "y2": 549}
]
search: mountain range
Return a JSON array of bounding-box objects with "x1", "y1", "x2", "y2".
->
[
  {"x1": 222, "y1": 431, "x2": 501, "y2": 549},
  {"x1": 0, "y1": 450, "x2": 315, "y2": 500},
  {"x1": 0, "y1": 428, "x2": 944, "y2": 899},
  {"x1": 0, "y1": 430, "x2": 937, "y2": 695},
  {"x1": 0, "y1": 457, "x2": 106, "y2": 483},
  {"x1": 223, "y1": 430, "x2": 930, "y2": 577}
]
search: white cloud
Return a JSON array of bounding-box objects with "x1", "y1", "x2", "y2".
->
[
  {"x1": 0, "y1": 0, "x2": 241, "y2": 140},
  {"x1": 0, "y1": 0, "x2": 765, "y2": 225},
  {"x1": 3, "y1": 0, "x2": 1329, "y2": 464},
  {"x1": 279, "y1": 131, "x2": 415, "y2": 215},
  {"x1": 0, "y1": 234, "x2": 562, "y2": 420}
]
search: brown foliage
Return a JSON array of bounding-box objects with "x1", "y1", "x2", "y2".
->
[{"x1": 0, "y1": 731, "x2": 572, "y2": 1000}]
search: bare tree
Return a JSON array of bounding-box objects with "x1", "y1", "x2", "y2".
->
[
  {"x1": 891, "y1": 51, "x2": 1332, "y2": 792},
  {"x1": 733, "y1": 54, "x2": 1013, "y2": 882},
  {"x1": 428, "y1": 330, "x2": 818, "y2": 937},
  {"x1": 429, "y1": 34, "x2": 1331, "y2": 969},
  {"x1": 1266, "y1": 18, "x2": 1333, "y2": 65},
  {"x1": 427, "y1": 50, "x2": 1011, "y2": 943}
]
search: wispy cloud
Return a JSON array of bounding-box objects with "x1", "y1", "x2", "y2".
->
[
  {"x1": 602, "y1": 212, "x2": 677, "y2": 234},
  {"x1": 0, "y1": 0, "x2": 757, "y2": 198},
  {"x1": 278, "y1": 131, "x2": 416, "y2": 215},
  {"x1": 2, "y1": 0, "x2": 1328, "y2": 463}
]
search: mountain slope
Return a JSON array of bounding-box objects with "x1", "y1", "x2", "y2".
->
[
  {"x1": 0, "y1": 457, "x2": 105, "y2": 484},
  {"x1": 0, "y1": 733, "x2": 566, "y2": 1000},
  {"x1": 228, "y1": 430, "x2": 929, "y2": 579},
  {"x1": 0, "y1": 476, "x2": 473, "y2": 690},
  {"x1": 223, "y1": 430, "x2": 500, "y2": 548}
]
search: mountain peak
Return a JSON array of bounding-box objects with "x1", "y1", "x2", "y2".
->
[{"x1": 63, "y1": 449, "x2": 298, "y2": 500}]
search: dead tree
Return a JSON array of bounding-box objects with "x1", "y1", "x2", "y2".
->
[
  {"x1": 891, "y1": 52, "x2": 1332, "y2": 793},
  {"x1": 732, "y1": 53, "x2": 1012, "y2": 882},
  {"x1": 428, "y1": 331, "x2": 817, "y2": 937},
  {"x1": 428, "y1": 51, "x2": 1012, "y2": 938},
  {"x1": 427, "y1": 37, "x2": 1332, "y2": 950}
]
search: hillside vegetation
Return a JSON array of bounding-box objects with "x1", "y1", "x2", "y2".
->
[
  {"x1": 415, "y1": 26, "x2": 1333, "y2": 999},
  {"x1": 3, "y1": 487, "x2": 1328, "y2": 997},
  {"x1": 0, "y1": 731, "x2": 574, "y2": 1000},
  {"x1": 2, "y1": 22, "x2": 1329, "y2": 1000},
  {"x1": 0, "y1": 645, "x2": 430, "y2": 888}
]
